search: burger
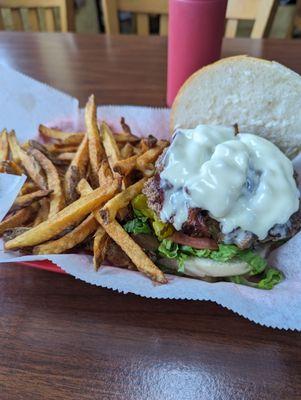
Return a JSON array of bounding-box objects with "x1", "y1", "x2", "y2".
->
[{"x1": 123, "y1": 56, "x2": 301, "y2": 289}]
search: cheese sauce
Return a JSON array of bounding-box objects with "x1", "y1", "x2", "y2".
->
[{"x1": 160, "y1": 125, "x2": 300, "y2": 240}]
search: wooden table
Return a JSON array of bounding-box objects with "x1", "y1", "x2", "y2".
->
[{"x1": 0, "y1": 33, "x2": 300, "y2": 400}]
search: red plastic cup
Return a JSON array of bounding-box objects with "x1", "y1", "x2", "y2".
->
[{"x1": 167, "y1": 0, "x2": 228, "y2": 107}]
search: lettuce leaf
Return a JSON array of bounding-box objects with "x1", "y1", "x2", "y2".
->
[
  {"x1": 157, "y1": 239, "x2": 188, "y2": 273},
  {"x1": 158, "y1": 239, "x2": 178, "y2": 258},
  {"x1": 210, "y1": 244, "x2": 240, "y2": 262},
  {"x1": 128, "y1": 196, "x2": 283, "y2": 289},
  {"x1": 257, "y1": 268, "x2": 284, "y2": 289},
  {"x1": 228, "y1": 268, "x2": 284, "y2": 290},
  {"x1": 238, "y1": 250, "x2": 267, "y2": 275},
  {"x1": 124, "y1": 217, "x2": 151, "y2": 235},
  {"x1": 131, "y1": 194, "x2": 174, "y2": 240}
]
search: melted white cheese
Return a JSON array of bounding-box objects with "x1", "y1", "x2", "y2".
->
[{"x1": 160, "y1": 125, "x2": 299, "y2": 240}]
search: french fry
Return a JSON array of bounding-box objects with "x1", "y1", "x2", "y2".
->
[
  {"x1": 113, "y1": 154, "x2": 139, "y2": 176},
  {"x1": 100, "y1": 178, "x2": 146, "y2": 224},
  {"x1": 39, "y1": 124, "x2": 85, "y2": 142},
  {"x1": 55, "y1": 134, "x2": 83, "y2": 147},
  {"x1": 93, "y1": 226, "x2": 109, "y2": 270},
  {"x1": 120, "y1": 117, "x2": 133, "y2": 135},
  {"x1": 7, "y1": 131, "x2": 21, "y2": 164},
  {"x1": 0, "y1": 129, "x2": 9, "y2": 161},
  {"x1": 46, "y1": 144, "x2": 79, "y2": 154},
  {"x1": 64, "y1": 134, "x2": 89, "y2": 203},
  {"x1": 139, "y1": 139, "x2": 149, "y2": 153},
  {"x1": 85, "y1": 95, "x2": 104, "y2": 187},
  {"x1": 0, "y1": 207, "x2": 34, "y2": 235},
  {"x1": 29, "y1": 148, "x2": 65, "y2": 217},
  {"x1": 56, "y1": 152, "x2": 75, "y2": 161},
  {"x1": 10, "y1": 134, "x2": 47, "y2": 189},
  {"x1": 11, "y1": 189, "x2": 53, "y2": 212},
  {"x1": 77, "y1": 178, "x2": 114, "y2": 270},
  {"x1": 0, "y1": 160, "x2": 23, "y2": 175},
  {"x1": 28, "y1": 140, "x2": 68, "y2": 166},
  {"x1": 114, "y1": 133, "x2": 139, "y2": 143},
  {"x1": 97, "y1": 159, "x2": 119, "y2": 189},
  {"x1": 136, "y1": 142, "x2": 168, "y2": 172},
  {"x1": 2, "y1": 227, "x2": 31, "y2": 243},
  {"x1": 20, "y1": 181, "x2": 38, "y2": 195},
  {"x1": 33, "y1": 198, "x2": 50, "y2": 226},
  {"x1": 33, "y1": 214, "x2": 98, "y2": 255},
  {"x1": 102, "y1": 121, "x2": 121, "y2": 172},
  {"x1": 76, "y1": 178, "x2": 92, "y2": 195},
  {"x1": 101, "y1": 219, "x2": 166, "y2": 283},
  {"x1": 120, "y1": 142, "x2": 135, "y2": 159},
  {"x1": 5, "y1": 181, "x2": 118, "y2": 250},
  {"x1": 77, "y1": 180, "x2": 166, "y2": 283}
]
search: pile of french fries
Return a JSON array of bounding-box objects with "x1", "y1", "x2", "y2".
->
[{"x1": 0, "y1": 95, "x2": 168, "y2": 283}]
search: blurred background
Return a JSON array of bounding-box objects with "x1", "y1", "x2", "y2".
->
[{"x1": 0, "y1": 0, "x2": 300, "y2": 39}]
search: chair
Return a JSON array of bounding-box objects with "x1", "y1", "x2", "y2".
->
[
  {"x1": 294, "y1": 0, "x2": 301, "y2": 35},
  {"x1": 225, "y1": 0, "x2": 278, "y2": 38},
  {"x1": 0, "y1": 0, "x2": 74, "y2": 32},
  {"x1": 102, "y1": 0, "x2": 277, "y2": 39},
  {"x1": 102, "y1": 0, "x2": 168, "y2": 36}
]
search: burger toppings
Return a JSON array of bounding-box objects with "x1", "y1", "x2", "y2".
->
[
  {"x1": 122, "y1": 124, "x2": 301, "y2": 290},
  {"x1": 170, "y1": 232, "x2": 218, "y2": 250},
  {"x1": 158, "y1": 125, "x2": 299, "y2": 239}
]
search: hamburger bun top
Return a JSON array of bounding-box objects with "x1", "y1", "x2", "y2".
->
[{"x1": 171, "y1": 55, "x2": 301, "y2": 157}]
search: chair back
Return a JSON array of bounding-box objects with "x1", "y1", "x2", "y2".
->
[
  {"x1": 0, "y1": 0, "x2": 74, "y2": 32},
  {"x1": 102, "y1": 0, "x2": 168, "y2": 36},
  {"x1": 103, "y1": 0, "x2": 277, "y2": 39},
  {"x1": 225, "y1": 0, "x2": 277, "y2": 38}
]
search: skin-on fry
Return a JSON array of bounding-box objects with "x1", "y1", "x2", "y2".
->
[
  {"x1": 28, "y1": 140, "x2": 68, "y2": 166},
  {"x1": 5, "y1": 180, "x2": 118, "y2": 250},
  {"x1": 98, "y1": 159, "x2": 113, "y2": 186},
  {"x1": 55, "y1": 135, "x2": 83, "y2": 147},
  {"x1": 113, "y1": 133, "x2": 139, "y2": 143},
  {"x1": 100, "y1": 178, "x2": 146, "y2": 224},
  {"x1": 136, "y1": 142, "x2": 168, "y2": 172},
  {"x1": 33, "y1": 214, "x2": 98, "y2": 255},
  {"x1": 0, "y1": 129, "x2": 9, "y2": 161},
  {"x1": 93, "y1": 226, "x2": 109, "y2": 270},
  {"x1": 33, "y1": 198, "x2": 50, "y2": 226},
  {"x1": 0, "y1": 160, "x2": 23, "y2": 175},
  {"x1": 85, "y1": 95, "x2": 104, "y2": 187},
  {"x1": 39, "y1": 124, "x2": 85, "y2": 142},
  {"x1": 101, "y1": 219, "x2": 167, "y2": 283},
  {"x1": 2, "y1": 227, "x2": 31, "y2": 243},
  {"x1": 113, "y1": 154, "x2": 139, "y2": 177},
  {"x1": 29, "y1": 148, "x2": 65, "y2": 217},
  {"x1": 0, "y1": 207, "x2": 34, "y2": 235},
  {"x1": 7, "y1": 130, "x2": 21, "y2": 164},
  {"x1": 120, "y1": 142, "x2": 135, "y2": 159},
  {"x1": 120, "y1": 117, "x2": 133, "y2": 135},
  {"x1": 20, "y1": 181, "x2": 38, "y2": 195},
  {"x1": 56, "y1": 152, "x2": 75, "y2": 161},
  {"x1": 46, "y1": 144, "x2": 79, "y2": 154},
  {"x1": 10, "y1": 189, "x2": 52, "y2": 212},
  {"x1": 10, "y1": 134, "x2": 47, "y2": 189},
  {"x1": 102, "y1": 121, "x2": 121, "y2": 172},
  {"x1": 64, "y1": 134, "x2": 89, "y2": 203},
  {"x1": 77, "y1": 180, "x2": 166, "y2": 283}
]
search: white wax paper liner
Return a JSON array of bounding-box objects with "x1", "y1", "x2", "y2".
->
[{"x1": 0, "y1": 67, "x2": 300, "y2": 330}]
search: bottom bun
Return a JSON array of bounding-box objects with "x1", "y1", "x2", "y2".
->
[{"x1": 160, "y1": 256, "x2": 250, "y2": 278}]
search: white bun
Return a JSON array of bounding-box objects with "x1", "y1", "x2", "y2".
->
[
  {"x1": 161, "y1": 257, "x2": 250, "y2": 278},
  {"x1": 183, "y1": 257, "x2": 249, "y2": 278},
  {"x1": 171, "y1": 56, "x2": 301, "y2": 157}
]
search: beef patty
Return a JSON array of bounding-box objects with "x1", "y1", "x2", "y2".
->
[{"x1": 143, "y1": 171, "x2": 301, "y2": 249}]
